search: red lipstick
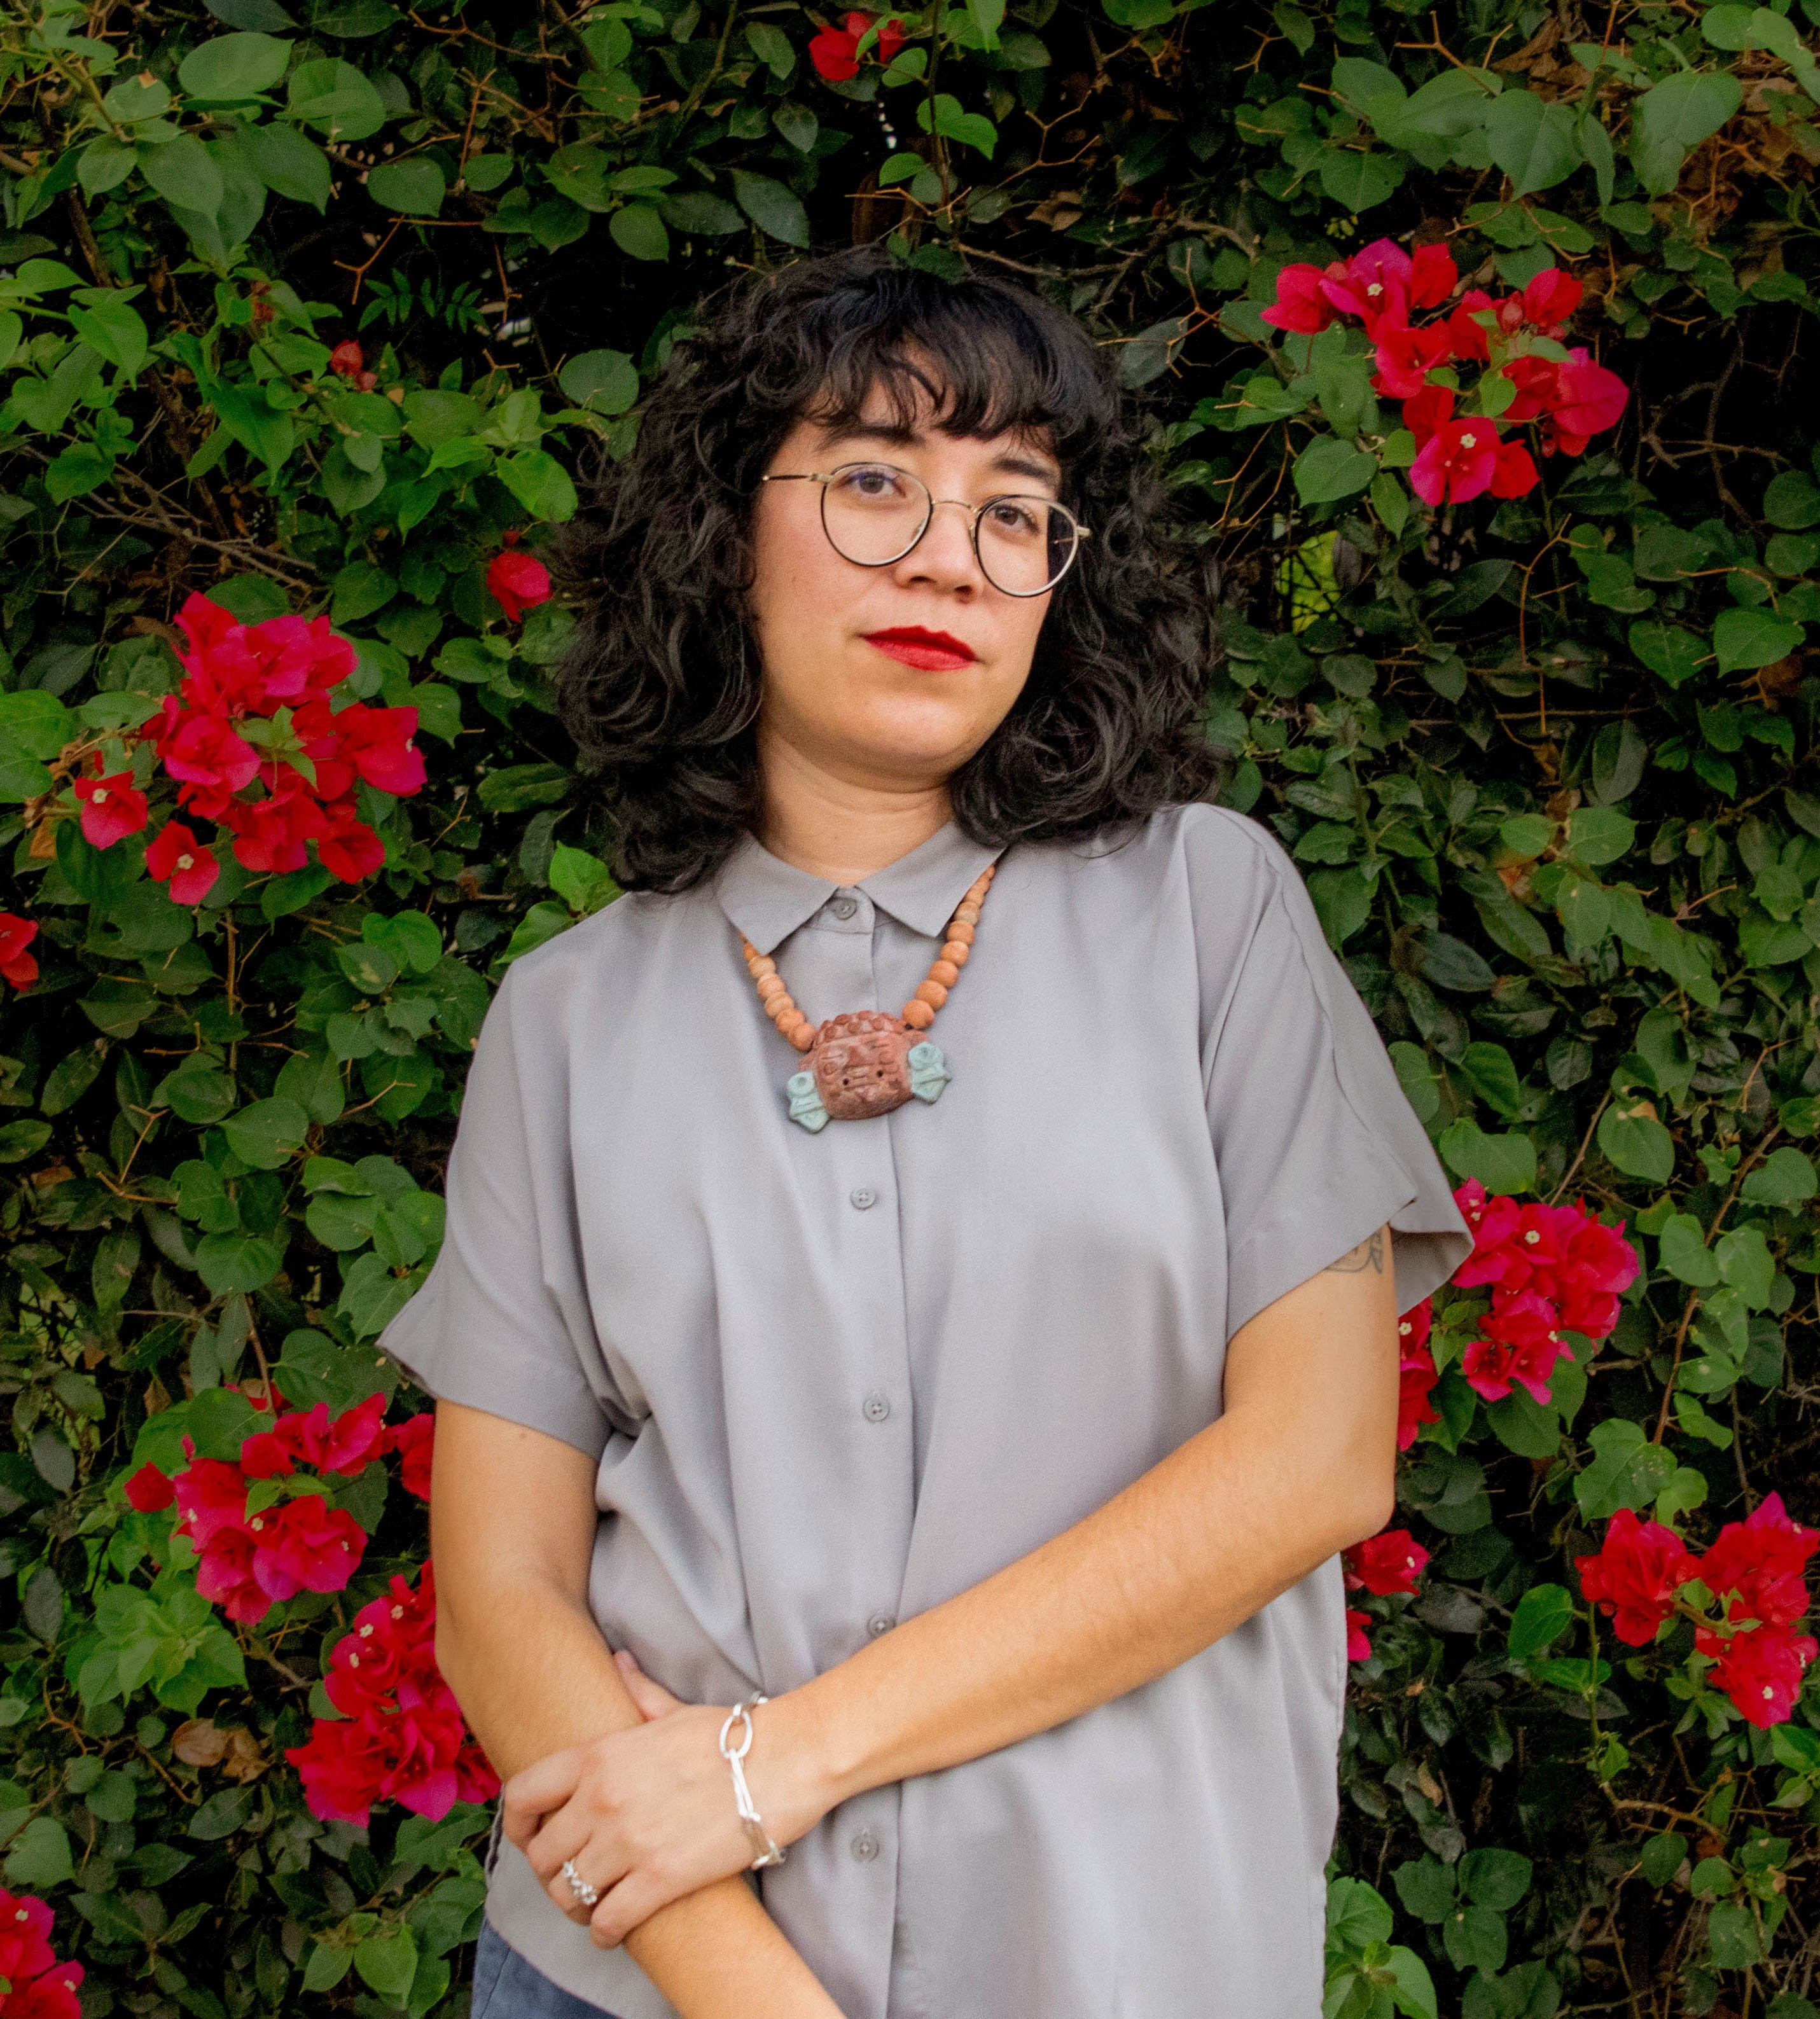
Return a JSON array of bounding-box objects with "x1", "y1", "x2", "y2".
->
[{"x1": 861, "y1": 627, "x2": 978, "y2": 671}]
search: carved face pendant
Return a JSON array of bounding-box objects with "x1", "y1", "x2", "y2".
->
[{"x1": 785, "y1": 1011, "x2": 950, "y2": 1132}]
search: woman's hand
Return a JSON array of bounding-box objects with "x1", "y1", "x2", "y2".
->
[{"x1": 502, "y1": 1653, "x2": 831, "y2": 1949}]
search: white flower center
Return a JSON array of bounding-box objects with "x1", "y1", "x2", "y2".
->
[
  {"x1": 176, "y1": 853, "x2": 193, "y2": 870},
  {"x1": 92, "y1": 787, "x2": 108, "y2": 803},
  {"x1": 1460, "y1": 433, "x2": 1476, "y2": 448},
  {"x1": 1525, "y1": 1230, "x2": 1539, "y2": 1244},
  {"x1": 1367, "y1": 282, "x2": 1382, "y2": 296}
]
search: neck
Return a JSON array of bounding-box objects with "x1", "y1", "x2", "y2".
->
[{"x1": 756, "y1": 728, "x2": 954, "y2": 885}]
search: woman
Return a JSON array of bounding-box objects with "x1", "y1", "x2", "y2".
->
[{"x1": 378, "y1": 247, "x2": 1471, "y2": 2019}]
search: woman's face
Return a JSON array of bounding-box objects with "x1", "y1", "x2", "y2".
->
[{"x1": 747, "y1": 378, "x2": 1059, "y2": 795}]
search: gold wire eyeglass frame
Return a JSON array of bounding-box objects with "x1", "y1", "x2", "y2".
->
[{"x1": 760, "y1": 461, "x2": 1092, "y2": 598}]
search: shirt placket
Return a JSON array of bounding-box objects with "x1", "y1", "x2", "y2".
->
[{"x1": 789, "y1": 885, "x2": 914, "y2": 2019}]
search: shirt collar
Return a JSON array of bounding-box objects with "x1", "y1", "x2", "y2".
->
[{"x1": 713, "y1": 820, "x2": 1007, "y2": 955}]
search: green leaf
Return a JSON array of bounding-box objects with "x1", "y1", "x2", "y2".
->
[
  {"x1": 4, "y1": 1817, "x2": 73, "y2": 1889},
  {"x1": 1712, "y1": 605, "x2": 1803, "y2": 672},
  {"x1": 1741, "y1": 1146, "x2": 1817, "y2": 1206},
  {"x1": 478, "y1": 761, "x2": 569, "y2": 811},
  {"x1": 1629, "y1": 71, "x2": 1744, "y2": 195},
  {"x1": 188, "y1": 1786, "x2": 255, "y2": 1840},
  {"x1": 1763, "y1": 471, "x2": 1820, "y2": 529},
  {"x1": 179, "y1": 31, "x2": 293, "y2": 99},
  {"x1": 139, "y1": 134, "x2": 225, "y2": 219},
  {"x1": 557, "y1": 349, "x2": 639, "y2": 415},
  {"x1": 1640, "y1": 1832, "x2": 1689, "y2": 1886},
  {"x1": 1597, "y1": 1099, "x2": 1675, "y2": 1183},
  {"x1": 366, "y1": 156, "x2": 446, "y2": 215},
  {"x1": 67, "y1": 294, "x2": 149, "y2": 377},
  {"x1": 288, "y1": 57, "x2": 386, "y2": 141},
  {"x1": 1564, "y1": 807, "x2": 1636, "y2": 866},
  {"x1": 1438, "y1": 1120, "x2": 1536, "y2": 1196},
  {"x1": 916, "y1": 94, "x2": 999, "y2": 158},
  {"x1": 1294, "y1": 436, "x2": 1377, "y2": 505},
  {"x1": 742, "y1": 21, "x2": 795, "y2": 74},
  {"x1": 1392, "y1": 1856, "x2": 1457, "y2": 1923},
  {"x1": 355, "y1": 1927, "x2": 419, "y2": 2000},
  {"x1": 1485, "y1": 90, "x2": 1581, "y2": 193},
  {"x1": 609, "y1": 201, "x2": 670, "y2": 260},
  {"x1": 499, "y1": 449, "x2": 578, "y2": 522},
  {"x1": 730, "y1": 170, "x2": 810, "y2": 247},
  {"x1": 1659, "y1": 1213, "x2": 1720, "y2": 1286},
  {"x1": 1317, "y1": 146, "x2": 1403, "y2": 212},
  {"x1": 1508, "y1": 1584, "x2": 1574, "y2": 1660},
  {"x1": 1327, "y1": 1875, "x2": 1394, "y2": 1949},
  {"x1": 1574, "y1": 1417, "x2": 1678, "y2": 1519},
  {"x1": 219, "y1": 1095, "x2": 310, "y2": 1170},
  {"x1": 1629, "y1": 620, "x2": 1707, "y2": 686}
]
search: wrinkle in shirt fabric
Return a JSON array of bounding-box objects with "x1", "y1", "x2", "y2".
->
[{"x1": 379, "y1": 803, "x2": 1471, "y2": 2019}]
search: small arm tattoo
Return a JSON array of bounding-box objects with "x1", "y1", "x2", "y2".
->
[{"x1": 1326, "y1": 1229, "x2": 1386, "y2": 1275}]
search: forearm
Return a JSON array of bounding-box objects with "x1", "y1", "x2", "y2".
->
[
  {"x1": 768, "y1": 1254, "x2": 1399, "y2": 1817},
  {"x1": 432, "y1": 1408, "x2": 844, "y2": 2019}
]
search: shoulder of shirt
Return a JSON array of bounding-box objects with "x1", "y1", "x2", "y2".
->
[
  {"x1": 1116, "y1": 800, "x2": 1306, "y2": 908},
  {"x1": 488, "y1": 886, "x2": 693, "y2": 1020}
]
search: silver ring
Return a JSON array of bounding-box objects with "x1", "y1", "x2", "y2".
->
[{"x1": 560, "y1": 1858, "x2": 600, "y2": 1909}]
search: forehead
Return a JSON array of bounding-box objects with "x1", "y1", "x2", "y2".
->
[{"x1": 795, "y1": 351, "x2": 1062, "y2": 474}]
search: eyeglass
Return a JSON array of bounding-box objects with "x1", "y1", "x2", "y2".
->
[{"x1": 760, "y1": 461, "x2": 1090, "y2": 598}]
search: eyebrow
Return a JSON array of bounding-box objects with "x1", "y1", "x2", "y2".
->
[{"x1": 816, "y1": 420, "x2": 1062, "y2": 491}]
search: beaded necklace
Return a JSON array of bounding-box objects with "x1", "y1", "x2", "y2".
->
[{"x1": 740, "y1": 863, "x2": 996, "y2": 1133}]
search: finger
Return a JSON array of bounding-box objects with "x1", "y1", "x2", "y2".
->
[
  {"x1": 521, "y1": 1803, "x2": 593, "y2": 1887},
  {"x1": 591, "y1": 1871, "x2": 667, "y2": 1951},
  {"x1": 502, "y1": 1749, "x2": 586, "y2": 1845},
  {"x1": 615, "y1": 1652, "x2": 686, "y2": 1721},
  {"x1": 548, "y1": 1840, "x2": 635, "y2": 1929}
]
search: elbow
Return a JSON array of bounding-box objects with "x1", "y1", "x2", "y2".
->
[{"x1": 1321, "y1": 1446, "x2": 1398, "y2": 1560}]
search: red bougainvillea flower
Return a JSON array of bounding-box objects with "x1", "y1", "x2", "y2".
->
[
  {"x1": 1490, "y1": 439, "x2": 1541, "y2": 500},
  {"x1": 123, "y1": 1462, "x2": 176, "y2": 1512},
  {"x1": 247, "y1": 1495, "x2": 365, "y2": 1604},
  {"x1": 1444, "y1": 288, "x2": 1496, "y2": 361},
  {"x1": 0, "y1": 1889, "x2": 57, "y2": 1983},
  {"x1": 336, "y1": 704, "x2": 426, "y2": 797},
  {"x1": 1402, "y1": 385, "x2": 1454, "y2": 450},
  {"x1": 1698, "y1": 1621, "x2": 1819, "y2": 1728},
  {"x1": 1344, "y1": 1529, "x2": 1430, "y2": 1597},
  {"x1": 156, "y1": 709, "x2": 261, "y2": 796},
  {"x1": 1455, "y1": 1199, "x2": 1575, "y2": 1295},
  {"x1": 317, "y1": 800, "x2": 388, "y2": 884},
  {"x1": 1575, "y1": 1508, "x2": 1697, "y2": 1646},
  {"x1": 1260, "y1": 263, "x2": 1338, "y2": 335},
  {"x1": 1345, "y1": 1609, "x2": 1373, "y2": 1663},
  {"x1": 195, "y1": 1526, "x2": 267, "y2": 1623},
  {"x1": 1370, "y1": 319, "x2": 1454, "y2": 399},
  {"x1": 144, "y1": 820, "x2": 219, "y2": 906},
  {"x1": 0, "y1": 912, "x2": 39, "y2": 990},
  {"x1": 1410, "y1": 417, "x2": 1501, "y2": 506},
  {"x1": 389, "y1": 1413, "x2": 434, "y2": 1500},
  {"x1": 1555, "y1": 1216, "x2": 1640, "y2": 1338},
  {"x1": 1396, "y1": 1299, "x2": 1440, "y2": 1452},
  {"x1": 1461, "y1": 1288, "x2": 1566, "y2": 1404},
  {"x1": 1518, "y1": 267, "x2": 1583, "y2": 332},
  {"x1": 1319, "y1": 237, "x2": 1455, "y2": 333},
  {"x1": 329, "y1": 340, "x2": 364, "y2": 380},
  {"x1": 73, "y1": 767, "x2": 149, "y2": 849},
  {"x1": 173, "y1": 1455, "x2": 249, "y2": 1550},
  {"x1": 807, "y1": 10, "x2": 905, "y2": 81},
  {"x1": 5, "y1": 1962, "x2": 87, "y2": 2019},
  {"x1": 1700, "y1": 1492, "x2": 1818, "y2": 1634},
  {"x1": 276, "y1": 1395, "x2": 391, "y2": 1476},
  {"x1": 486, "y1": 539, "x2": 553, "y2": 623},
  {"x1": 1547, "y1": 349, "x2": 1629, "y2": 450}
]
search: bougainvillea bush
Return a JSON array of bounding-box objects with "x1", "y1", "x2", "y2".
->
[{"x1": 0, "y1": 0, "x2": 1817, "y2": 2011}]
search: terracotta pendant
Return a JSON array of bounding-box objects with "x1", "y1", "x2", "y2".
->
[{"x1": 786, "y1": 1011, "x2": 950, "y2": 1132}]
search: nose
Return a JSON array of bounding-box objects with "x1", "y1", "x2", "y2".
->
[{"x1": 890, "y1": 497, "x2": 984, "y2": 595}]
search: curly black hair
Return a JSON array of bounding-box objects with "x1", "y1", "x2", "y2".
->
[{"x1": 554, "y1": 246, "x2": 1218, "y2": 894}]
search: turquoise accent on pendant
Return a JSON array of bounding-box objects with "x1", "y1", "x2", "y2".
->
[
  {"x1": 907, "y1": 1042, "x2": 950, "y2": 1103},
  {"x1": 786, "y1": 1069, "x2": 830, "y2": 1133}
]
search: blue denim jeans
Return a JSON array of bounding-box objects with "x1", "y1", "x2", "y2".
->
[{"x1": 471, "y1": 1921, "x2": 627, "y2": 2019}]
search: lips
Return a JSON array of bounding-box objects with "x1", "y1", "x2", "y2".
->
[{"x1": 861, "y1": 627, "x2": 978, "y2": 672}]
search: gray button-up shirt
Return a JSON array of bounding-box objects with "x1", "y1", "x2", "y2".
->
[{"x1": 378, "y1": 802, "x2": 1471, "y2": 2019}]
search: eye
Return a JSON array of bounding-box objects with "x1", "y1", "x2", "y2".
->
[
  {"x1": 983, "y1": 497, "x2": 1045, "y2": 540},
  {"x1": 835, "y1": 464, "x2": 912, "y2": 503}
]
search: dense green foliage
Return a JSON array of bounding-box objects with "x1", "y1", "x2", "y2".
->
[{"x1": 0, "y1": 0, "x2": 1817, "y2": 2011}]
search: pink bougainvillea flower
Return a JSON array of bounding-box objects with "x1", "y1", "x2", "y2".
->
[
  {"x1": 1548, "y1": 350, "x2": 1629, "y2": 445},
  {"x1": 316, "y1": 801, "x2": 387, "y2": 884},
  {"x1": 123, "y1": 1462, "x2": 176, "y2": 1512},
  {"x1": 329, "y1": 340, "x2": 364, "y2": 380},
  {"x1": 1410, "y1": 417, "x2": 1502, "y2": 506},
  {"x1": 144, "y1": 819, "x2": 219, "y2": 906},
  {"x1": 1261, "y1": 263, "x2": 1338, "y2": 334},
  {"x1": 486, "y1": 541, "x2": 553, "y2": 623},
  {"x1": 389, "y1": 1413, "x2": 434, "y2": 1500},
  {"x1": 1371, "y1": 319, "x2": 1454, "y2": 399},
  {"x1": 157, "y1": 710, "x2": 261, "y2": 796},
  {"x1": 73, "y1": 767, "x2": 148, "y2": 849},
  {"x1": 1345, "y1": 1609, "x2": 1373, "y2": 1663},
  {"x1": 1461, "y1": 1288, "x2": 1567, "y2": 1404},
  {"x1": 173, "y1": 1457, "x2": 248, "y2": 1550},
  {"x1": 1575, "y1": 1508, "x2": 1697, "y2": 1646},
  {"x1": 1490, "y1": 440, "x2": 1540, "y2": 499},
  {"x1": 195, "y1": 1526, "x2": 268, "y2": 1623},
  {"x1": 1344, "y1": 1529, "x2": 1430, "y2": 1597},
  {"x1": 275, "y1": 1395, "x2": 391, "y2": 1476},
  {"x1": 1396, "y1": 1298, "x2": 1440, "y2": 1452},
  {"x1": 1519, "y1": 267, "x2": 1583, "y2": 331},
  {"x1": 247, "y1": 1494, "x2": 365, "y2": 1604},
  {"x1": 1497, "y1": 354, "x2": 1560, "y2": 424},
  {"x1": 0, "y1": 912, "x2": 39, "y2": 990},
  {"x1": 807, "y1": 10, "x2": 905, "y2": 80},
  {"x1": 337, "y1": 704, "x2": 426, "y2": 798},
  {"x1": 1321, "y1": 238, "x2": 1417, "y2": 331},
  {"x1": 1700, "y1": 1493, "x2": 1818, "y2": 1637},
  {"x1": 5, "y1": 1963, "x2": 86, "y2": 2019},
  {"x1": 1698, "y1": 1621, "x2": 1818, "y2": 1728},
  {"x1": 1555, "y1": 1216, "x2": 1640, "y2": 1339},
  {"x1": 0, "y1": 1889, "x2": 57, "y2": 1983},
  {"x1": 1402, "y1": 384, "x2": 1454, "y2": 449},
  {"x1": 1443, "y1": 288, "x2": 1496, "y2": 361}
]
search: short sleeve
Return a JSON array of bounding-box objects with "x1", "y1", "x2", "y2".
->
[
  {"x1": 1190, "y1": 812, "x2": 1472, "y2": 1338},
  {"x1": 376, "y1": 964, "x2": 620, "y2": 1460}
]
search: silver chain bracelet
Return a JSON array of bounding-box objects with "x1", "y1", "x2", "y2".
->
[{"x1": 718, "y1": 1691, "x2": 787, "y2": 1870}]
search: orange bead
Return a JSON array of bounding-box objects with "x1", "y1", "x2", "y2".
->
[
  {"x1": 748, "y1": 955, "x2": 777, "y2": 981},
  {"x1": 947, "y1": 922, "x2": 975, "y2": 946},
  {"x1": 767, "y1": 992, "x2": 797, "y2": 1020},
  {"x1": 929, "y1": 959, "x2": 960, "y2": 987},
  {"x1": 953, "y1": 903, "x2": 980, "y2": 927},
  {"x1": 903, "y1": 1000, "x2": 936, "y2": 1030},
  {"x1": 757, "y1": 973, "x2": 788, "y2": 999},
  {"x1": 914, "y1": 980, "x2": 948, "y2": 1010},
  {"x1": 787, "y1": 1020, "x2": 816, "y2": 1051}
]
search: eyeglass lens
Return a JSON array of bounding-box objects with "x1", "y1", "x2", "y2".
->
[{"x1": 819, "y1": 464, "x2": 1077, "y2": 595}]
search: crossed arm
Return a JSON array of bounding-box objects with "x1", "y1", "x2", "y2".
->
[{"x1": 431, "y1": 1229, "x2": 1401, "y2": 2017}]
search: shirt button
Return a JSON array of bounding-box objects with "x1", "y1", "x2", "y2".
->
[
  {"x1": 851, "y1": 1829, "x2": 879, "y2": 1863},
  {"x1": 862, "y1": 1390, "x2": 891, "y2": 1422},
  {"x1": 867, "y1": 1612, "x2": 894, "y2": 1637},
  {"x1": 830, "y1": 896, "x2": 858, "y2": 920},
  {"x1": 849, "y1": 1187, "x2": 877, "y2": 1211}
]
